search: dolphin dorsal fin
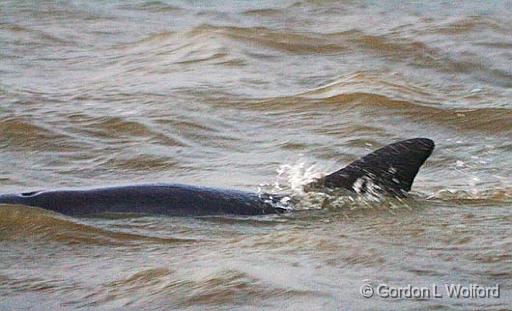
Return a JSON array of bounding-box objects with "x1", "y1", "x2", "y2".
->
[{"x1": 322, "y1": 138, "x2": 435, "y2": 197}]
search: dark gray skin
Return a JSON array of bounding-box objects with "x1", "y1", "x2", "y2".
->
[
  {"x1": 0, "y1": 184, "x2": 287, "y2": 216},
  {"x1": 0, "y1": 138, "x2": 434, "y2": 217}
]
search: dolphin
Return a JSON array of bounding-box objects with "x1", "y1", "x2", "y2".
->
[{"x1": 0, "y1": 138, "x2": 434, "y2": 217}]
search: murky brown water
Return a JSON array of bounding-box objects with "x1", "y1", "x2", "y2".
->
[{"x1": 1, "y1": 1, "x2": 511, "y2": 310}]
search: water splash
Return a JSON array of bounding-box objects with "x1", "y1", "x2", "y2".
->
[
  {"x1": 257, "y1": 160, "x2": 323, "y2": 210},
  {"x1": 257, "y1": 160, "x2": 315, "y2": 193},
  {"x1": 258, "y1": 160, "x2": 398, "y2": 211}
]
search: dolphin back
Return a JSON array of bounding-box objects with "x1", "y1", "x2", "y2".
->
[{"x1": 0, "y1": 184, "x2": 285, "y2": 216}]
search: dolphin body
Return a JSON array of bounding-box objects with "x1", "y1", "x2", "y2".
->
[{"x1": 0, "y1": 138, "x2": 434, "y2": 217}]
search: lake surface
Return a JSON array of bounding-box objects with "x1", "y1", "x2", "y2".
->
[{"x1": 0, "y1": 1, "x2": 511, "y2": 310}]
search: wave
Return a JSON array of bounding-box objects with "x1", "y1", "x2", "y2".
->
[
  {"x1": 107, "y1": 24, "x2": 347, "y2": 69},
  {"x1": 108, "y1": 26, "x2": 246, "y2": 69},
  {"x1": 430, "y1": 188, "x2": 512, "y2": 204},
  {"x1": 95, "y1": 21, "x2": 512, "y2": 90},
  {"x1": 195, "y1": 25, "x2": 347, "y2": 54},
  {"x1": 0, "y1": 22, "x2": 71, "y2": 46},
  {"x1": 0, "y1": 117, "x2": 83, "y2": 152},
  {"x1": 320, "y1": 93, "x2": 512, "y2": 134},
  {"x1": 0, "y1": 113, "x2": 188, "y2": 158},
  {"x1": 78, "y1": 268, "x2": 319, "y2": 308},
  {"x1": 428, "y1": 16, "x2": 511, "y2": 35},
  {"x1": 242, "y1": 8, "x2": 283, "y2": 17},
  {"x1": 0, "y1": 204, "x2": 196, "y2": 245},
  {"x1": 118, "y1": 1, "x2": 182, "y2": 13},
  {"x1": 220, "y1": 93, "x2": 512, "y2": 135}
]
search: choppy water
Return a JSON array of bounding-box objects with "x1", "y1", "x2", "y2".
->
[{"x1": 1, "y1": 1, "x2": 511, "y2": 310}]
